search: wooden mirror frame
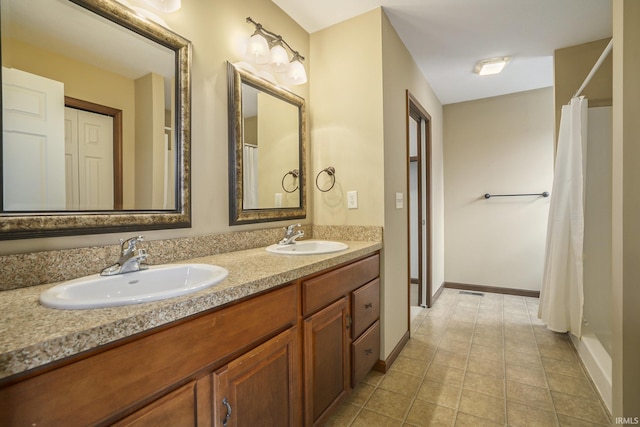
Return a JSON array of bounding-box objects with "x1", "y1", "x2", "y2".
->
[
  {"x1": 0, "y1": 0, "x2": 192, "y2": 240},
  {"x1": 227, "y1": 62, "x2": 306, "y2": 225}
]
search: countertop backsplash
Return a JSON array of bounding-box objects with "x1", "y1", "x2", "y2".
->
[{"x1": 0, "y1": 225, "x2": 382, "y2": 291}]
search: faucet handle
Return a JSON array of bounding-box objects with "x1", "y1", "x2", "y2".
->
[
  {"x1": 136, "y1": 248, "x2": 149, "y2": 264},
  {"x1": 285, "y1": 223, "x2": 301, "y2": 233},
  {"x1": 120, "y1": 235, "x2": 144, "y2": 254}
]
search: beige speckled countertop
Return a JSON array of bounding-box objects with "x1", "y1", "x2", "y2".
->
[{"x1": 0, "y1": 241, "x2": 381, "y2": 380}]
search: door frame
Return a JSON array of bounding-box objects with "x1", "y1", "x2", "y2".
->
[
  {"x1": 65, "y1": 96, "x2": 123, "y2": 210},
  {"x1": 406, "y1": 91, "x2": 433, "y2": 310}
]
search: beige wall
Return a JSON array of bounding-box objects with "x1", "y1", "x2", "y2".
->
[
  {"x1": 134, "y1": 72, "x2": 166, "y2": 209},
  {"x1": 554, "y1": 38, "x2": 612, "y2": 138},
  {"x1": 310, "y1": 8, "x2": 446, "y2": 359},
  {"x1": 0, "y1": 0, "x2": 310, "y2": 255},
  {"x1": 381, "y1": 12, "x2": 446, "y2": 350},
  {"x1": 612, "y1": 0, "x2": 640, "y2": 416},
  {"x1": 257, "y1": 94, "x2": 299, "y2": 208},
  {"x1": 443, "y1": 88, "x2": 554, "y2": 291},
  {"x1": 3, "y1": 38, "x2": 137, "y2": 208},
  {"x1": 310, "y1": 10, "x2": 385, "y2": 227}
]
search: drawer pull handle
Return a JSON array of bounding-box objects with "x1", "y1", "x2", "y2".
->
[
  {"x1": 346, "y1": 313, "x2": 352, "y2": 329},
  {"x1": 365, "y1": 348, "x2": 373, "y2": 355},
  {"x1": 364, "y1": 303, "x2": 373, "y2": 309},
  {"x1": 222, "y1": 397, "x2": 232, "y2": 427}
]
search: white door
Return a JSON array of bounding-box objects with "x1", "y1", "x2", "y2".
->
[
  {"x1": 65, "y1": 107, "x2": 114, "y2": 210},
  {"x1": 65, "y1": 108, "x2": 80, "y2": 210},
  {"x1": 2, "y1": 67, "x2": 65, "y2": 210}
]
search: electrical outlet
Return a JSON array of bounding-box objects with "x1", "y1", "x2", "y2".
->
[
  {"x1": 274, "y1": 193, "x2": 283, "y2": 208},
  {"x1": 347, "y1": 191, "x2": 358, "y2": 209},
  {"x1": 396, "y1": 192, "x2": 404, "y2": 209}
]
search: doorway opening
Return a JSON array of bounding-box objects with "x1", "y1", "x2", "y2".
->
[{"x1": 406, "y1": 92, "x2": 432, "y2": 318}]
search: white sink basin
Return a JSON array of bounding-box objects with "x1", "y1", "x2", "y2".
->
[
  {"x1": 39, "y1": 264, "x2": 228, "y2": 310},
  {"x1": 266, "y1": 240, "x2": 348, "y2": 255}
]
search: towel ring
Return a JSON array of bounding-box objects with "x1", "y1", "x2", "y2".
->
[
  {"x1": 315, "y1": 166, "x2": 336, "y2": 192},
  {"x1": 281, "y1": 169, "x2": 299, "y2": 193}
]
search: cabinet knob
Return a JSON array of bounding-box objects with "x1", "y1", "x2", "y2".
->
[
  {"x1": 365, "y1": 348, "x2": 373, "y2": 355},
  {"x1": 222, "y1": 397, "x2": 232, "y2": 427},
  {"x1": 364, "y1": 302, "x2": 373, "y2": 309},
  {"x1": 346, "y1": 313, "x2": 352, "y2": 329}
]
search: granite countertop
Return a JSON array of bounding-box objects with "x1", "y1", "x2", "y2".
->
[{"x1": 0, "y1": 241, "x2": 381, "y2": 380}]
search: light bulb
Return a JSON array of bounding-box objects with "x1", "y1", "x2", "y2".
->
[
  {"x1": 246, "y1": 32, "x2": 270, "y2": 65},
  {"x1": 287, "y1": 58, "x2": 307, "y2": 85},
  {"x1": 270, "y1": 44, "x2": 289, "y2": 72}
]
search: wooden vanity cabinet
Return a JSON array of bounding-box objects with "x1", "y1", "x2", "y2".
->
[
  {"x1": 0, "y1": 284, "x2": 298, "y2": 426},
  {"x1": 301, "y1": 254, "x2": 380, "y2": 426},
  {"x1": 0, "y1": 251, "x2": 381, "y2": 427}
]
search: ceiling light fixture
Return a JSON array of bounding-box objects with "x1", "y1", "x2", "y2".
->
[
  {"x1": 474, "y1": 56, "x2": 511, "y2": 76},
  {"x1": 244, "y1": 17, "x2": 307, "y2": 85}
]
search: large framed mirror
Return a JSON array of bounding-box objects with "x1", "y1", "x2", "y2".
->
[
  {"x1": 0, "y1": 0, "x2": 191, "y2": 239},
  {"x1": 227, "y1": 62, "x2": 306, "y2": 225}
]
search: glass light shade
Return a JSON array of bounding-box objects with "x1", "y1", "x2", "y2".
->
[
  {"x1": 142, "y1": 0, "x2": 181, "y2": 13},
  {"x1": 246, "y1": 33, "x2": 270, "y2": 64},
  {"x1": 474, "y1": 57, "x2": 510, "y2": 75},
  {"x1": 287, "y1": 59, "x2": 307, "y2": 85},
  {"x1": 270, "y1": 44, "x2": 289, "y2": 72}
]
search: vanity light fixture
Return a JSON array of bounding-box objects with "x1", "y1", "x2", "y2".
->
[
  {"x1": 474, "y1": 56, "x2": 511, "y2": 75},
  {"x1": 245, "y1": 17, "x2": 307, "y2": 85}
]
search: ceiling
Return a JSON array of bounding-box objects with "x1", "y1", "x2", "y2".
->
[{"x1": 272, "y1": 0, "x2": 612, "y2": 105}]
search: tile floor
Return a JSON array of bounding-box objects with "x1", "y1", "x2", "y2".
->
[{"x1": 324, "y1": 288, "x2": 612, "y2": 426}]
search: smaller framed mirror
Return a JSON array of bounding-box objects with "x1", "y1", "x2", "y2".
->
[{"x1": 227, "y1": 62, "x2": 306, "y2": 225}]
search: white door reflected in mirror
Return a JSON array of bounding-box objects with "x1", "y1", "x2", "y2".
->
[
  {"x1": 65, "y1": 107, "x2": 114, "y2": 210},
  {"x1": 2, "y1": 67, "x2": 66, "y2": 211}
]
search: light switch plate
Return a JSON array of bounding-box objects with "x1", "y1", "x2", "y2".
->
[
  {"x1": 396, "y1": 192, "x2": 404, "y2": 209},
  {"x1": 347, "y1": 191, "x2": 358, "y2": 209},
  {"x1": 274, "y1": 193, "x2": 283, "y2": 208}
]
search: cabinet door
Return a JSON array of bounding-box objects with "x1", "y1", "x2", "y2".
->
[
  {"x1": 213, "y1": 328, "x2": 299, "y2": 427},
  {"x1": 303, "y1": 297, "x2": 349, "y2": 426},
  {"x1": 113, "y1": 381, "x2": 197, "y2": 427}
]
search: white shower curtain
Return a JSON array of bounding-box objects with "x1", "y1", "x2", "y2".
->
[
  {"x1": 539, "y1": 96, "x2": 587, "y2": 336},
  {"x1": 243, "y1": 144, "x2": 258, "y2": 209}
]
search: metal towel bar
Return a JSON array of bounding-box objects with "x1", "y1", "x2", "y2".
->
[{"x1": 484, "y1": 192, "x2": 549, "y2": 199}]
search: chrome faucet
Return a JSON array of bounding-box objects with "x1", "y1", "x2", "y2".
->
[
  {"x1": 279, "y1": 223, "x2": 304, "y2": 245},
  {"x1": 101, "y1": 235, "x2": 149, "y2": 276}
]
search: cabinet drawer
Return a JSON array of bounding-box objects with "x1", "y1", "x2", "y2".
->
[
  {"x1": 351, "y1": 320, "x2": 380, "y2": 388},
  {"x1": 351, "y1": 279, "x2": 380, "y2": 339},
  {"x1": 302, "y1": 254, "x2": 379, "y2": 316}
]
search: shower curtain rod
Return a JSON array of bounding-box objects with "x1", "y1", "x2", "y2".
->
[{"x1": 572, "y1": 38, "x2": 613, "y2": 101}]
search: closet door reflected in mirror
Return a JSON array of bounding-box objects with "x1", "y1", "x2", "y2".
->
[{"x1": 228, "y1": 62, "x2": 306, "y2": 225}]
